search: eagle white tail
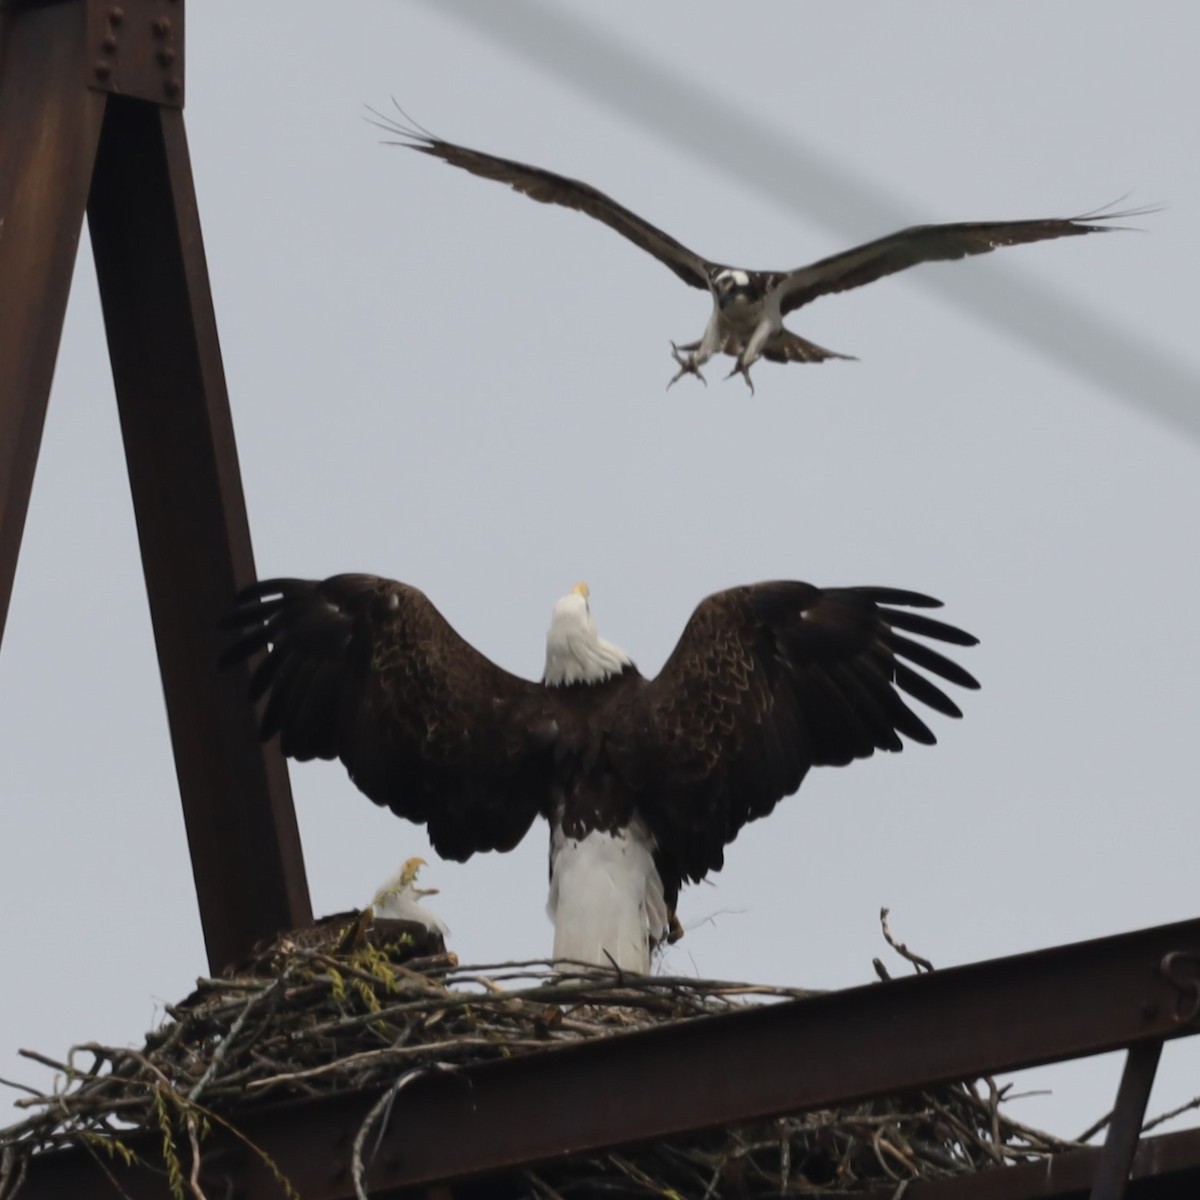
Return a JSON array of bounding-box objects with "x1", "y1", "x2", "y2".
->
[{"x1": 548, "y1": 818, "x2": 669, "y2": 974}]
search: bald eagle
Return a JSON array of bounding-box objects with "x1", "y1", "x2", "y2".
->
[
  {"x1": 223, "y1": 576, "x2": 978, "y2": 972},
  {"x1": 370, "y1": 856, "x2": 450, "y2": 937},
  {"x1": 372, "y1": 110, "x2": 1145, "y2": 392}
]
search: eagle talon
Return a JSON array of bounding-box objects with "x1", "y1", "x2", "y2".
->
[
  {"x1": 724, "y1": 359, "x2": 756, "y2": 396},
  {"x1": 667, "y1": 342, "x2": 708, "y2": 390}
]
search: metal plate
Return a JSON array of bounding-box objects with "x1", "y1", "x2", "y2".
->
[{"x1": 86, "y1": 0, "x2": 183, "y2": 107}]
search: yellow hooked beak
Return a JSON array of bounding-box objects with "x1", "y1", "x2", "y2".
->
[{"x1": 398, "y1": 856, "x2": 428, "y2": 888}]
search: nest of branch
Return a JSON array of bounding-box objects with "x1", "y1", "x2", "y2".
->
[{"x1": 1, "y1": 915, "x2": 1080, "y2": 1200}]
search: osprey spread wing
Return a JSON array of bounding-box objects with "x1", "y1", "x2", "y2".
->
[
  {"x1": 371, "y1": 109, "x2": 1145, "y2": 393},
  {"x1": 224, "y1": 576, "x2": 978, "y2": 972}
]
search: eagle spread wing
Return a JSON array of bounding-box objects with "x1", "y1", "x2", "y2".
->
[
  {"x1": 774, "y1": 209, "x2": 1148, "y2": 315},
  {"x1": 370, "y1": 110, "x2": 715, "y2": 291},
  {"x1": 608, "y1": 583, "x2": 979, "y2": 886},
  {"x1": 221, "y1": 575, "x2": 552, "y2": 860},
  {"x1": 225, "y1": 575, "x2": 978, "y2": 897}
]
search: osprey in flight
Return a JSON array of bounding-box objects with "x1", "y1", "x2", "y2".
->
[
  {"x1": 224, "y1": 575, "x2": 978, "y2": 973},
  {"x1": 373, "y1": 111, "x2": 1142, "y2": 392}
]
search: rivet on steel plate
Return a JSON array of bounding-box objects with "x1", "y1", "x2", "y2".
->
[
  {"x1": 107, "y1": 6, "x2": 124, "y2": 25},
  {"x1": 1160, "y1": 951, "x2": 1200, "y2": 1024},
  {"x1": 152, "y1": 16, "x2": 172, "y2": 37},
  {"x1": 157, "y1": 47, "x2": 176, "y2": 67},
  {"x1": 101, "y1": 35, "x2": 117, "y2": 53},
  {"x1": 164, "y1": 78, "x2": 181, "y2": 97},
  {"x1": 94, "y1": 60, "x2": 112, "y2": 80}
]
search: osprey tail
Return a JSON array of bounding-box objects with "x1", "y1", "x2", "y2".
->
[
  {"x1": 547, "y1": 818, "x2": 669, "y2": 974},
  {"x1": 762, "y1": 328, "x2": 856, "y2": 364}
]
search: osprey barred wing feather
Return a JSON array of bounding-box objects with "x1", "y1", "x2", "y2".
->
[
  {"x1": 222, "y1": 575, "x2": 551, "y2": 861},
  {"x1": 370, "y1": 111, "x2": 714, "y2": 291},
  {"x1": 610, "y1": 583, "x2": 979, "y2": 886},
  {"x1": 774, "y1": 211, "x2": 1150, "y2": 315}
]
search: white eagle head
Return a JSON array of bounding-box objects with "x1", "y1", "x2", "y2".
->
[
  {"x1": 543, "y1": 582, "x2": 634, "y2": 688},
  {"x1": 712, "y1": 268, "x2": 754, "y2": 308}
]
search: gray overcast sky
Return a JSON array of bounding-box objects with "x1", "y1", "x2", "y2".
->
[{"x1": 3, "y1": 0, "x2": 1199, "y2": 1144}]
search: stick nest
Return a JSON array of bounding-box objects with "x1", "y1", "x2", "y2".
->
[{"x1": 1, "y1": 916, "x2": 1081, "y2": 1199}]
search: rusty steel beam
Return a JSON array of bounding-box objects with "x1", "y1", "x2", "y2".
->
[
  {"x1": 17, "y1": 917, "x2": 1200, "y2": 1199},
  {"x1": 86, "y1": 91, "x2": 312, "y2": 971},
  {"x1": 857, "y1": 1126, "x2": 1200, "y2": 1200},
  {"x1": 1088, "y1": 1042, "x2": 1164, "y2": 1200},
  {"x1": 1, "y1": 0, "x2": 311, "y2": 970},
  {"x1": 22, "y1": 1126, "x2": 1200, "y2": 1200},
  {"x1": 0, "y1": 0, "x2": 106, "y2": 642}
]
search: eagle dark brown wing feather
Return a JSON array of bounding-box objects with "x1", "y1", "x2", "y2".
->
[
  {"x1": 608, "y1": 583, "x2": 978, "y2": 889},
  {"x1": 370, "y1": 112, "x2": 716, "y2": 291},
  {"x1": 775, "y1": 210, "x2": 1145, "y2": 315},
  {"x1": 221, "y1": 575, "x2": 554, "y2": 861}
]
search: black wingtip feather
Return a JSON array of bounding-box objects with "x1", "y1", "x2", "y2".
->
[
  {"x1": 893, "y1": 662, "x2": 963, "y2": 721},
  {"x1": 881, "y1": 606, "x2": 979, "y2": 647},
  {"x1": 888, "y1": 632, "x2": 981, "y2": 690},
  {"x1": 853, "y1": 587, "x2": 945, "y2": 609}
]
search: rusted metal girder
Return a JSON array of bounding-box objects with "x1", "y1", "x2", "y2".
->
[
  {"x1": 18, "y1": 917, "x2": 1200, "y2": 1198},
  {"x1": 86, "y1": 90, "x2": 312, "y2": 973},
  {"x1": 859, "y1": 1126, "x2": 1200, "y2": 1200},
  {"x1": 1087, "y1": 1042, "x2": 1164, "y2": 1200},
  {"x1": 0, "y1": 0, "x2": 311, "y2": 972},
  {"x1": 0, "y1": 0, "x2": 106, "y2": 640}
]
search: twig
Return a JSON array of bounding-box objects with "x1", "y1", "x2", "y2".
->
[
  {"x1": 0, "y1": 1077, "x2": 42, "y2": 1100},
  {"x1": 185, "y1": 1114, "x2": 208, "y2": 1200},
  {"x1": 879, "y1": 909, "x2": 934, "y2": 974},
  {"x1": 188, "y1": 976, "x2": 285, "y2": 1103},
  {"x1": 1075, "y1": 1109, "x2": 1112, "y2": 1144},
  {"x1": 1142, "y1": 1093, "x2": 1200, "y2": 1134},
  {"x1": 17, "y1": 1049, "x2": 76, "y2": 1076},
  {"x1": 349, "y1": 1066, "x2": 450, "y2": 1200}
]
